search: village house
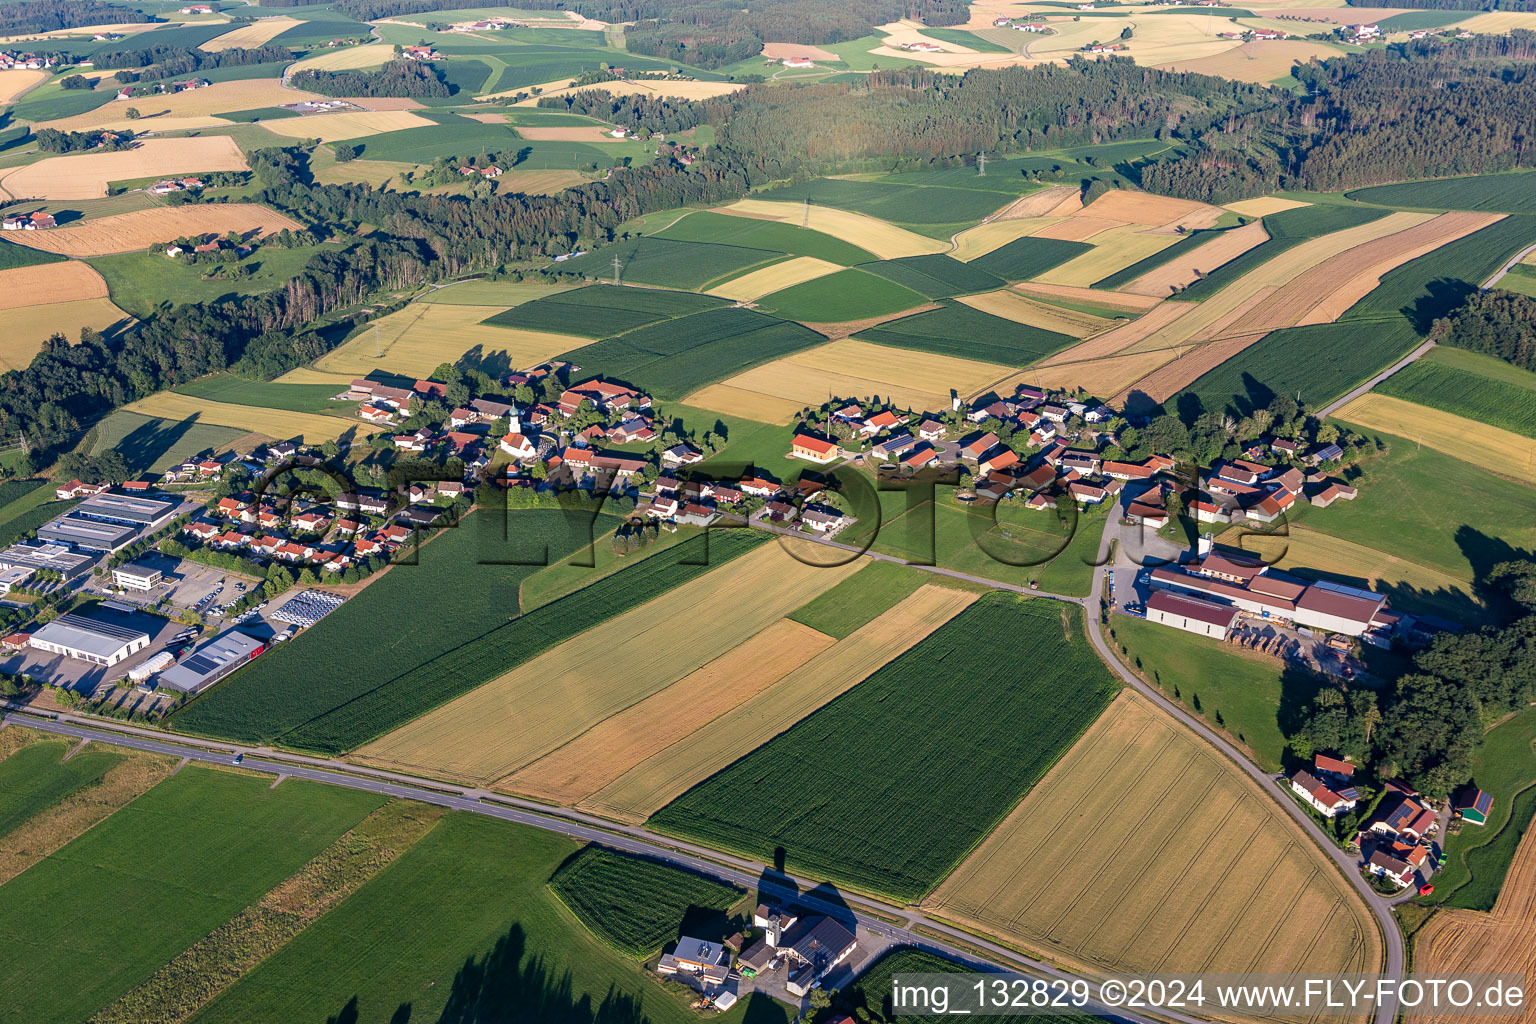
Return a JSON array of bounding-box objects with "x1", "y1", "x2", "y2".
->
[
  {"x1": 791, "y1": 433, "x2": 841, "y2": 464},
  {"x1": 499, "y1": 432, "x2": 538, "y2": 460},
  {"x1": 860, "y1": 409, "x2": 902, "y2": 436},
  {"x1": 959, "y1": 432, "x2": 1001, "y2": 462},
  {"x1": 1368, "y1": 843, "x2": 1428, "y2": 889},
  {"x1": 872, "y1": 433, "x2": 916, "y2": 460},
  {"x1": 917, "y1": 418, "x2": 947, "y2": 442},
  {"x1": 1289, "y1": 769, "x2": 1359, "y2": 817},
  {"x1": 661, "y1": 443, "x2": 703, "y2": 467},
  {"x1": 1371, "y1": 792, "x2": 1437, "y2": 842}
]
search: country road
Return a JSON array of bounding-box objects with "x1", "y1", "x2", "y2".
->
[
  {"x1": 1, "y1": 710, "x2": 1186, "y2": 1024},
  {"x1": 1317, "y1": 339, "x2": 1436, "y2": 420},
  {"x1": 1481, "y1": 241, "x2": 1536, "y2": 290},
  {"x1": 1082, "y1": 512, "x2": 1404, "y2": 1024}
]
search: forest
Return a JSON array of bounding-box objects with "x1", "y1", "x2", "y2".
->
[
  {"x1": 0, "y1": 0, "x2": 150, "y2": 36},
  {"x1": 1430, "y1": 290, "x2": 1536, "y2": 370},
  {"x1": 98, "y1": 44, "x2": 295, "y2": 79},
  {"x1": 536, "y1": 92, "x2": 708, "y2": 134},
  {"x1": 32, "y1": 129, "x2": 135, "y2": 154},
  {"x1": 289, "y1": 60, "x2": 453, "y2": 99},
  {"x1": 1345, "y1": 0, "x2": 1529, "y2": 9}
]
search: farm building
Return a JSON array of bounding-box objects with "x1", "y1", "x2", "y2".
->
[
  {"x1": 1146, "y1": 590, "x2": 1237, "y2": 639},
  {"x1": 1457, "y1": 788, "x2": 1493, "y2": 826},
  {"x1": 656, "y1": 936, "x2": 730, "y2": 989},
  {"x1": 28, "y1": 613, "x2": 150, "y2": 667},
  {"x1": 1148, "y1": 554, "x2": 1395, "y2": 640},
  {"x1": 791, "y1": 433, "x2": 840, "y2": 463},
  {"x1": 157, "y1": 630, "x2": 266, "y2": 695},
  {"x1": 1289, "y1": 769, "x2": 1359, "y2": 817}
]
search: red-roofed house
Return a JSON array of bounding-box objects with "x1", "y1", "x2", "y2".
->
[{"x1": 791, "y1": 434, "x2": 840, "y2": 464}]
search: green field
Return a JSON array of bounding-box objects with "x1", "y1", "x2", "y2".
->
[
  {"x1": 349, "y1": 120, "x2": 637, "y2": 166},
  {"x1": 0, "y1": 734, "x2": 128, "y2": 838},
  {"x1": 654, "y1": 209, "x2": 878, "y2": 266},
  {"x1": 172, "y1": 374, "x2": 348, "y2": 414},
  {"x1": 651, "y1": 594, "x2": 1118, "y2": 900},
  {"x1": 0, "y1": 496, "x2": 75, "y2": 549},
  {"x1": 0, "y1": 237, "x2": 66, "y2": 271},
  {"x1": 1420, "y1": 707, "x2": 1536, "y2": 911},
  {"x1": 919, "y1": 27, "x2": 1015, "y2": 52},
  {"x1": 968, "y1": 235, "x2": 1093, "y2": 281},
  {"x1": 0, "y1": 767, "x2": 382, "y2": 1024},
  {"x1": 787, "y1": 558, "x2": 930, "y2": 639},
  {"x1": 1169, "y1": 316, "x2": 1422, "y2": 419},
  {"x1": 756, "y1": 267, "x2": 927, "y2": 322},
  {"x1": 1110, "y1": 613, "x2": 1303, "y2": 771},
  {"x1": 190, "y1": 813, "x2": 780, "y2": 1024},
  {"x1": 1375, "y1": 9, "x2": 1475, "y2": 29},
  {"x1": 172, "y1": 515, "x2": 766, "y2": 753},
  {"x1": 855, "y1": 300, "x2": 1075, "y2": 367},
  {"x1": 1348, "y1": 171, "x2": 1536, "y2": 215},
  {"x1": 857, "y1": 254, "x2": 1004, "y2": 299},
  {"x1": 485, "y1": 283, "x2": 726, "y2": 338},
  {"x1": 88, "y1": 408, "x2": 248, "y2": 474},
  {"x1": 548, "y1": 236, "x2": 780, "y2": 291},
  {"x1": 548, "y1": 846, "x2": 742, "y2": 958},
  {"x1": 1343, "y1": 214, "x2": 1536, "y2": 325},
  {"x1": 1377, "y1": 348, "x2": 1536, "y2": 438},
  {"x1": 1178, "y1": 203, "x2": 1392, "y2": 301},
  {"x1": 758, "y1": 177, "x2": 1016, "y2": 233},
  {"x1": 556, "y1": 305, "x2": 826, "y2": 399},
  {"x1": 90, "y1": 246, "x2": 335, "y2": 319}
]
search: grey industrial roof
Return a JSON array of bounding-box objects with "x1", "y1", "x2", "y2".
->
[
  {"x1": 0, "y1": 543, "x2": 95, "y2": 576},
  {"x1": 37, "y1": 516, "x2": 138, "y2": 550},
  {"x1": 30, "y1": 614, "x2": 149, "y2": 659},
  {"x1": 158, "y1": 631, "x2": 264, "y2": 693},
  {"x1": 74, "y1": 492, "x2": 177, "y2": 526}
]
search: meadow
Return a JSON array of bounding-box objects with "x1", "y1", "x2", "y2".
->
[
  {"x1": 485, "y1": 283, "x2": 725, "y2": 338},
  {"x1": 857, "y1": 254, "x2": 1004, "y2": 299},
  {"x1": 1421, "y1": 707, "x2": 1536, "y2": 911},
  {"x1": 548, "y1": 846, "x2": 743, "y2": 958},
  {"x1": 1377, "y1": 347, "x2": 1536, "y2": 438},
  {"x1": 547, "y1": 235, "x2": 781, "y2": 291},
  {"x1": 88, "y1": 408, "x2": 246, "y2": 474},
  {"x1": 854, "y1": 300, "x2": 1076, "y2": 367},
  {"x1": 967, "y1": 235, "x2": 1093, "y2": 281},
  {"x1": 0, "y1": 733, "x2": 128, "y2": 838},
  {"x1": 176, "y1": 519, "x2": 766, "y2": 755},
  {"x1": 756, "y1": 267, "x2": 928, "y2": 323},
  {"x1": 0, "y1": 236, "x2": 65, "y2": 270},
  {"x1": 654, "y1": 209, "x2": 877, "y2": 265},
  {"x1": 552, "y1": 305, "x2": 827, "y2": 400},
  {"x1": 786, "y1": 558, "x2": 929, "y2": 639},
  {"x1": 1336, "y1": 394, "x2": 1536, "y2": 487},
  {"x1": 926, "y1": 691, "x2": 1385, "y2": 983},
  {"x1": 91, "y1": 245, "x2": 332, "y2": 319},
  {"x1": 650, "y1": 595, "x2": 1117, "y2": 901},
  {"x1": 578, "y1": 585, "x2": 979, "y2": 823},
  {"x1": 187, "y1": 813, "x2": 781, "y2": 1024},
  {"x1": 1348, "y1": 171, "x2": 1536, "y2": 214},
  {"x1": 172, "y1": 374, "x2": 347, "y2": 414},
  {"x1": 758, "y1": 177, "x2": 1018, "y2": 234},
  {"x1": 0, "y1": 768, "x2": 382, "y2": 1024}
]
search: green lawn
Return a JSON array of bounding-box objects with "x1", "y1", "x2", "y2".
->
[
  {"x1": 1109, "y1": 612, "x2": 1308, "y2": 771},
  {"x1": 90, "y1": 246, "x2": 338, "y2": 319},
  {"x1": 89, "y1": 409, "x2": 247, "y2": 474},
  {"x1": 0, "y1": 734, "x2": 128, "y2": 839},
  {"x1": 188, "y1": 813, "x2": 785, "y2": 1024},
  {"x1": 0, "y1": 767, "x2": 383, "y2": 1024},
  {"x1": 1422, "y1": 706, "x2": 1536, "y2": 911},
  {"x1": 757, "y1": 267, "x2": 928, "y2": 322}
]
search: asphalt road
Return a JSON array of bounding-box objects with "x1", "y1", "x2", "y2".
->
[
  {"x1": 1482, "y1": 241, "x2": 1536, "y2": 290},
  {"x1": 1316, "y1": 339, "x2": 1437, "y2": 420},
  {"x1": 1084, "y1": 513, "x2": 1404, "y2": 1024},
  {"x1": 1, "y1": 710, "x2": 1188, "y2": 1024}
]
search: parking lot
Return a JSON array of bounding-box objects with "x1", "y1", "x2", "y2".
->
[
  {"x1": 0, "y1": 608, "x2": 186, "y2": 696},
  {"x1": 88, "y1": 554, "x2": 254, "y2": 621}
]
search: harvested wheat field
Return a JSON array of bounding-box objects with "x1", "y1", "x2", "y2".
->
[
  {"x1": 508, "y1": 78, "x2": 747, "y2": 104},
  {"x1": 289, "y1": 43, "x2": 394, "y2": 74},
  {"x1": 1245, "y1": 528, "x2": 1481, "y2": 616},
  {"x1": 580, "y1": 585, "x2": 980, "y2": 823},
  {"x1": 716, "y1": 200, "x2": 949, "y2": 260},
  {"x1": 38, "y1": 79, "x2": 322, "y2": 133},
  {"x1": 1163, "y1": 40, "x2": 1340, "y2": 82},
  {"x1": 121, "y1": 392, "x2": 375, "y2": 443},
  {"x1": 513, "y1": 125, "x2": 617, "y2": 142},
  {"x1": 951, "y1": 218, "x2": 1062, "y2": 261},
  {"x1": 199, "y1": 16, "x2": 299, "y2": 51},
  {"x1": 1034, "y1": 301, "x2": 1191, "y2": 366},
  {"x1": 313, "y1": 157, "x2": 418, "y2": 189},
  {"x1": 957, "y1": 288, "x2": 1116, "y2": 338},
  {"x1": 357, "y1": 543, "x2": 864, "y2": 783},
  {"x1": 1121, "y1": 221, "x2": 1270, "y2": 297},
  {"x1": 997, "y1": 185, "x2": 1080, "y2": 221},
  {"x1": 1337, "y1": 394, "x2": 1536, "y2": 487},
  {"x1": 709, "y1": 257, "x2": 843, "y2": 302},
  {"x1": 273, "y1": 367, "x2": 356, "y2": 387},
  {"x1": 927, "y1": 690, "x2": 1383, "y2": 987},
  {"x1": 10, "y1": 204, "x2": 302, "y2": 257},
  {"x1": 0, "y1": 68, "x2": 48, "y2": 104},
  {"x1": 1031, "y1": 216, "x2": 1126, "y2": 242},
  {"x1": 1015, "y1": 282, "x2": 1162, "y2": 311},
  {"x1": 261, "y1": 110, "x2": 436, "y2": 143},
  {"x1": 495, "y1": 169, "x2": 586, "y2": 195},
  {"x1": 499, "y1": 618, "x2": 837, "y2": 804},
  {"x1": 1011, "y1": 347, "x2": 1182, "y2": 396},
  {"x1": 314, "y1": 302, "x2": 584, "y2": 378},
  {"x1": 0, "y1": 296, "x2": 131, "y2": 370},
  {"x1": 1079, "y1": 189, "x2": 1217, "y2": 227},
  {"x1": 688, "y1": 338, "x2": 1015, "y2": 423},
  {"x1": 1224, "y1": 196, "x2": 1311, "y2": 218},
  {"x1": 0, "y1": 138, "x2": 249, "y2": 200},
  {"x1": 0, "y1": 743, "x2": 176, "y2": 886},
  {"x1": 1036, "y1": 227, "x2": 1184, "y2": 286},
  {"x1": 1455, "y1": 9, "x2": 1536, "y2": 33},
  {"x1": 1413, "y1": 827, "x2": 1536, "y2": 1024},
  {"x1": 0, "y1": 262, "x2": 109, "y2": 309},
  {"x1": 762, "y1": 41, "x2": 840, "y2": 61}
]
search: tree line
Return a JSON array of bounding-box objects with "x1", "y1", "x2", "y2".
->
[
  {"x1": 0, "y1": 0, "x2": 150, "y2": 36},
  {"x1": 536, "y1": 91, "x2": 708, "y2": 134},
  {"x1": 1430, "y1": 289, "x2": 1536, "y2": 370},
  {"x1": 97, "y1": 44, "x2": 295, "y2": 81},
  {"x1": 289, "y1": 59, "x2": 452, "y2": 99}
]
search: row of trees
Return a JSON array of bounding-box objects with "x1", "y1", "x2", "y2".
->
[
  {"x1": 32, "y1": 128, "x2": 133, "y2": 154},
  {"x1": 98, "y1": 44, "x2": 293, "y2": 79},
  {"x1": 290, "y1": 59, "x2": 452, "y2": 99},
  {"x1": 1430, "y1": 288, "x2": 1536, "y2": 370},
  {"x1": 0, "y1": 0, "x2": 149, "y2": 35}
]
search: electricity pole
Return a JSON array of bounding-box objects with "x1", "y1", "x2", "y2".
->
[
  {"x1": 612, "y1": 255, "x2": 623, "y2": 285},
  {"x1": 801, "y1": 197, "x2": 810, "y2": 229},
  {"x1": 978, "y1": 153, "x2": 987, "y2": 177}
]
